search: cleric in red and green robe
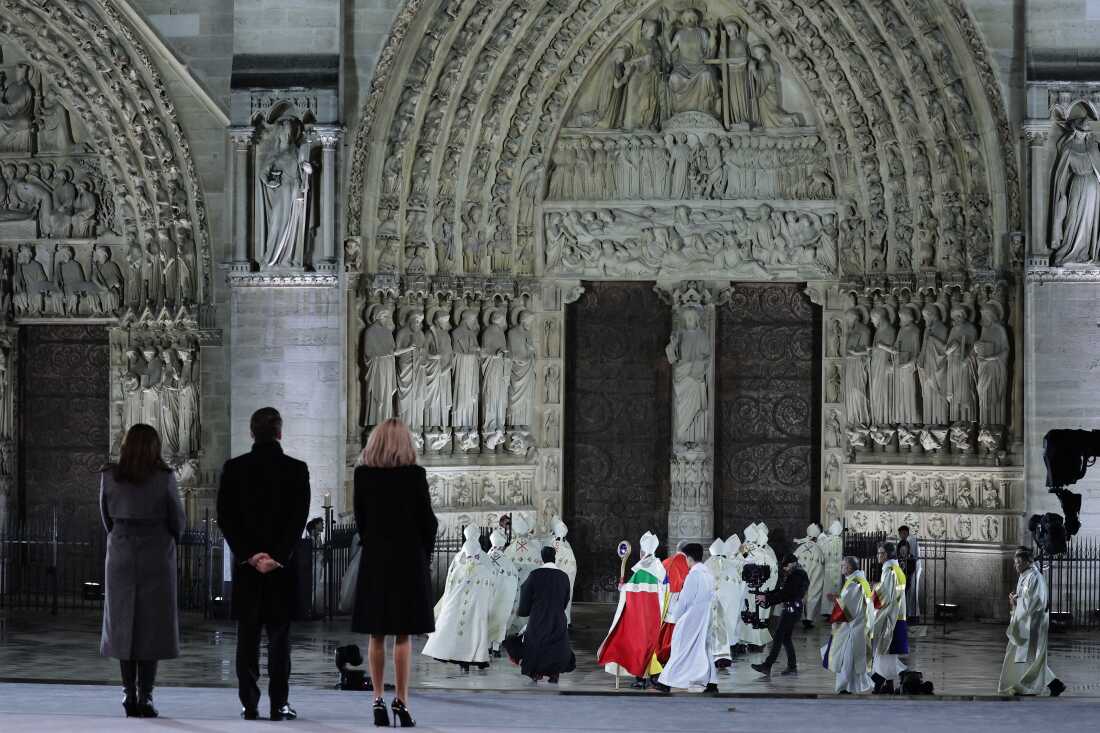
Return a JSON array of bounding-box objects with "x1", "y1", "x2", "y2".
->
[{"x1": 598, "y1": 532, "x2": 667, "y2": 679}]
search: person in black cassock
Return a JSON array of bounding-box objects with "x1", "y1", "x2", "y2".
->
[
  {"x1": 217, "y1": 407, "x2": 310, "y2": 721},
  {"x1": 504, "y1": 546, "x2": 576, "y2": 683},
  {"x1": 751, "y1": 554, "x2": 810, "y2": 677}
]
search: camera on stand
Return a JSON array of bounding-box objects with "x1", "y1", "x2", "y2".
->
[{"x1": 739, "y1": 563, "x2": 772, "y2": 630}]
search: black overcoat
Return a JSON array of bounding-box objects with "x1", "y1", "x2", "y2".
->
[
  {"x1": 351, "y1": 464, "x2": 438, "y2": 635},
  {"x1": 507, "y1": 566, "x2": 576, "y2": 677},
  {"x1": 217, "y1": 442, "x2": 311, "y2": 625},
  {"x1": 100, "y1": 468, "x2": 187, "y2": 660}
]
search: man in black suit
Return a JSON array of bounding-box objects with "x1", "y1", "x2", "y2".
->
[{"x1": 218, "y1": 407, "x2": 310, "y2": 721}]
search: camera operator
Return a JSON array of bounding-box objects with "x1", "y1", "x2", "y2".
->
[{"x1": 750, "y1": 554, "x2": 809, "y2": 677}]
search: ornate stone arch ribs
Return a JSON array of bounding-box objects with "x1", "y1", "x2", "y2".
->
[
  {"x1": 346, "y1": 0, "x2": 1021, "y2": 539},
  {"x1": 0, "y1": 1, "x2": 215, "y2": 500}
]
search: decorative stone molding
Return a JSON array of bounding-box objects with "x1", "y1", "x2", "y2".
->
[
  {"x1": 226, "y1": 272, "x2": 339, "y2": 288},
  {"x1": 1025, "y1": 265, "x2": 1100, "y2": 284}
]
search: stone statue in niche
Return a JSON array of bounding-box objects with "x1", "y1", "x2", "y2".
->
[
  {"x1": 750, "y1": 45, "x2": 800, "y2": 128},
  {"x1": 1049, "y1": 117, "x2": 1100, "y2": 266},
  {"x1": 480, "y1": 309, "x2": 510, "y2": 449},
  {"x1": 981, "y1": 479, "x2": 1002, "y2": 509},
  {"x1": 544, "y1": 317, "x2": 559, "y2": 358},
  {"x1": 0, "y1": 64, "x2": 35, "y2": 154},
  {"x1": 828, "y1": 319, "x2": 842, "y2": 358},
  {"x1": 918, "y1": 303, "x2": 949, "y2": 426},
  {"x1": 974, "y1": 301, "x2": 1009, "y2": 428},
  {"x1": 139, "y1": 345, "x2": 162, "y2": 433},
  {"x1": 868, "y1": 307, "x2": 896, "y2": 427},
  {"x1": 424, "y1": 308, "x2": 454, "y2": 436},
  {"x1": 543, "y1": 409, "x2": 559, "y2": 448},
  {"x1": 944, "y1": 304, "x2": 978, "y2": 423},
  {"x1": 980, "y1": 515, "x2": 1000, "y2": 542},
  {"x1": 955, "y1": 515, "x2": 973, "y2": 541},
  {"x1": 825, "y1": 363, "x2": 841, "y2": 404},
  {"x1": 13, "y1": 245, "x2": 60, "y2": 316},
  {"x1": 158, "y1": 350, "x2": 181, "y2": 456},
  {"x1": 257, "y1": 119, "x2": 312, "y2": 268},
  {"x1": 666, "y1": 306, "x2": 710, "y2": 447},
  {"x1": 450, "y1": 309, "x2": 481, "y2": 430},
  {"x1": 177, "y1": 348, "x2": 200, "y2": 455},
  {"x1": 903, "y1": 481, "x2": 922, "y2": 506},
  {"x1": 930, "y1": 477, "x2": 948, "y2": 507},
  {"x1": 824, "y1": 454, "x2": 840, "y2": 492},
  {"x1": 664, "y1": 8, "x2": 719, "y2": 118},
  {"x1": 122, "y1": 349, "x2": 145, "y2": 433},
  {"x1": 91, "y1": 246, "x2": 124, "y2": 314},
  {"x1": 395, "y1": 309, "x2": 428, "y2": 433},
  {"x1": 506, "y1": 309, "x2": 537, "y2": 429},
  {"x1": 54, "y1": 245, "x2": 96, "y2": 315},
  {"x1": 956, "y1": 478, "x2": 976, "y2": 509},
  {"x1": 880, "y1": 477, "x2": 898, "y2": 505},
  {"x1": 361, "y1": 305, "x2": 400, "y2": 428},
  {"x1": 890, "y1": 305, "x2": 921, "y2": 425},
  {"x1": 825, "y1": 408, "x2": 843, "y2": 449},
  {"x1": 544, "y1": 364, "x2": 561, "y2": 404},
  {"x1": 843, "y1": 307, "x2": 872, "y2": 427}
]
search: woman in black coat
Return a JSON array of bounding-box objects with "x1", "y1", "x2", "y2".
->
[
  {"x1": 353, "y1": 418, "x2": 438, "y2": 727},
  {"x1": 100, "y1": 424, "x2": 187, "y2": 718}
]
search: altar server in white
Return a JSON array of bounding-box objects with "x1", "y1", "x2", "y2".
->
[
  {"x1": 549, "y1": 516, "x2": 577, "y2": 622},
  {"x1": 655, "y1": 543, "x2": 719, "y2": 694},
  {"x1": 822, "y1": 556, "x2": 873, "y2": 694},
  {"x1": 423, "y1": 525, "x2": 494, "y2": 670},
  {"x1": 997, "y1": 547, "x2": 1065, "y2": 697},
  {"x1": 870, "y1": 542, "x2": 908, "y2": 694},
  {"x1": 794, "y1": 523, "x2": 826, "y2": 627},
  {"x1": 486, "y1": 528, "x2": 519, "y2": 656}
]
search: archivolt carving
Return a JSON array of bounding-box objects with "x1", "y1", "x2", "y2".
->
[
  {"x1": 0, "y1": 0, "x2": 211, "y2": 312},
  {"x1": 349, "y1": 0, "x2": 1017, "y2": 280}
]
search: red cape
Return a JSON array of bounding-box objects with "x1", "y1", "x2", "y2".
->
[{"x1": 655, "y1": 553, "x2": 691, "y2": 664}]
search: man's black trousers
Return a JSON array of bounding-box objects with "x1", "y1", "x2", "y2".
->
[
  {"x1": 236, "y1": 619, "x2": 291, "y2": 711},
  {"x1": 762, "y1": 610, "x2": 798, "y2": 669}
]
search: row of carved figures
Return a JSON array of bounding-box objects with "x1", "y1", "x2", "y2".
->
[
  {"x1": 0, "y1": 161, "x2": 103, "y2": 239},
  {"x1": 568, "y1": 13, "x2": 800, "y2": 131},
  {"x1": 120, "y1": 344, "x2": 200, "y2": 459},
  {"x1": 836, "y1": 295, "x2": 1009, "y2": 451},
  {"x1": 361, "y1": 302, "x2": 548, "y2": 453},
  {"x1": 547, "y1": 133, "x2": 833, "y2": 202},
  {"x1": 4, "y1": 237, "x2": 194, "y2": 318}
]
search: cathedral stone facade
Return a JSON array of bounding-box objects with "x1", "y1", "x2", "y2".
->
[{"x1": 0, "y1": 0, "x2": 1096, "y2": 618}]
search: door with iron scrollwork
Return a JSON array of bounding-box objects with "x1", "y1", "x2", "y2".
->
[
  {"x1": 716, "y1": 284, "x2": 819, "y2": 547},
  {"x1": 564, "y1": 282, "x2": 671, "y2": 602},
  {"x1": 19, "y1": 325, "x2": 110, "y2": 524}
]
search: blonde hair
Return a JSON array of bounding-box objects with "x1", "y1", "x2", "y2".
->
[{"x1": 361, "y1": 418, "x2": 417, "y2": 468}]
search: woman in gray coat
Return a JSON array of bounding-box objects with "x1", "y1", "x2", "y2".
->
[{"x1": 100, "y1": 423, "x2": 187, "y2": 718}]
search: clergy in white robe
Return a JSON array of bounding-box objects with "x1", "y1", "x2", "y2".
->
[
  {"x1": 549, "y1": 516, "x2": 578, "y2": 623},
  {"x1": 704, "y1": 538, "x2": 735, "y2": 666},
  {"x1": 423, "y1": 526, "x2": 495, "y2": 669},
  {"x1": 818, "y1": 520, "x2": 844, "y2": 616},
  {"x1": 486, "y1": 529, "x2": 519, "y2": 654},
  {"x1": 997, "y1": 547, "x2": 1065, "y2": 697},
  {"x1": 822, "y1": 557, "x2": 873, "y2": 694},
  {"x1": 870, "y1": 544, "x2": 909, "y2": 692},
  {"x1": 504, "y1": 513, "x2": 542, "y2": 634},
  {"x1": 794, "y1": 523, "x2": 826, "y2": 625},
  {"x1": 656, "y1": 543, "x2": 719, "y2": 693},
  {"x1": 738, "y1": 524, "x2": 775, "y2": 647}
]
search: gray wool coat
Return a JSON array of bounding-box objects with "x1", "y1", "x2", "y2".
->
[{"x1": 99, "y1": 468, "x2": 187, "y2": 661}]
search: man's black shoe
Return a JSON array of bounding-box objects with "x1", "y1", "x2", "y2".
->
[
  {"x1": 750, "y1": 663, "x2": 771, "y2": 677},
  {"x1": 780, "y1": 667, "x2": 798, "y2": 676},
  {"x1": 241, "y1": 708, "x2": 259, "y2": 721},
  {"x1": 270, "y1": 705, "x2": 297, "y2": 721},
  {"x1": 652, "y1": 681, "x2": 671, "y2": 693},
  {"x1": 801, "y1": 620, "x2": 813, "y2": 630},
  {"x1": 1049, "y1": 678, "x2": 1066, "y2": 697},
  {"x1": 703, "y1": 683, "x2": 720, "y2": 695}
]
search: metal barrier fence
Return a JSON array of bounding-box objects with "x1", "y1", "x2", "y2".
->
[
  {"x1": 1035, "y1": 535, "x2": 1100, "y2": 630},
  {"x1": 843, "y1": 531, "x2": 948, "y2": 626}
]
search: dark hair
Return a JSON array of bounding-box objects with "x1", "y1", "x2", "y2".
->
[
  {"x1": 306, "y1": 517, "x2": 324, "y2": 532},
  {"x1": 251, "y1": 407, "x2": 283, "y2": 443},
  {"x1": 782, "y1": 554, "x2": 799, "y2": 567},
  {"x1": 898, "y1": 525, "x2": 910, "y2": 534},
  {"x1": 1014, "y1": 546, "x2": 1034, "y2": 563},
  {"x1": 541, "y1": 546, "x2": 556, "y2": 564},
  {"x1": 878, "y1": 542, "x2": 896, "y2": 559},
  {"x1": 112, "y1": 424, "x2": 170, "y2": 484},
  {"x1": 682, "y1": 543, "x2": 704, "y2": 562}
]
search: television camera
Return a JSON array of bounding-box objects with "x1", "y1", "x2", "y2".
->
[
  {"x1": 1036, "y1": 429, "x2": 1097, "y2": 555},
  {"x1": 740, "y1": 563, "x2": 772, "y2": 630}
]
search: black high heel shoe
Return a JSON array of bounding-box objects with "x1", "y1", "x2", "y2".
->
[
  {"x1": 373, "y1": 697, "x2": 390, "y2": 727},
  {"x1": 391, "y1": 699, "x2": 415, "y2": 728}
]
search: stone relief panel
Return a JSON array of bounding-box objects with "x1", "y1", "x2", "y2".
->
[
  {"x1": 426, "y1": 465, "x2": 536, "y2": 512},
  {"x1": 108, "y1": 310, "x2": 202, "y2": 482}
]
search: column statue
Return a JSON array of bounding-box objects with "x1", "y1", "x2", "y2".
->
[
  {"x1": 889, "y1": 304, "x2": 921, "y2": 425},
  {"x1": 450, "y1": 309, "x2": 481, "y2": 430},
  {"x1": 158, "y1": 350, "x2": 181, "y2": 457},
  {"x1": 424, "y1": 308, "x2": 454, "y2": 434},
  {"x1": 394, "y1": 309, "x2": 428, "y2": 433},
  {"x1": 843, "y1": 307, "x2": 872, "y2": 427},
  {"x1": 258, "y1": 119, "x2": 313, "y2": 268},
  {"x1": 1050, "y1": 117, "x2": 1100, "y2": 265},
  {"x1": 361, "y1": 305, "x2": 402, "y2": 428},
  {"x1": 944, "y1": 305, "x2": 978, "y2": 423},
  {"x1": 506, "y1": 310, "x2": 537, "y2": 429},
  {"x1": 974, "y1": 301, "x2": 1009, "y2": 427},
  {"x1": 868, "y1": 306, "x2": 896, "y2": 426},
  {"x1": 139, "y1": 346, "x2": 162, "y2": 432},
  {"x1": 177, "y1": 348, "x2": 200, "y2": 455},
  {"x1": 917, "y1": 303, "x2": 949, "y2": 425},
  {"x1": 480, "y1": 309, "x2": 510, "y2": 448},
  {"x1": 666, "y1": 306, "x2": 710, "y2": 446},
  {"x1": 122, "y1": 349, "x2": 145, "y2": 433}
]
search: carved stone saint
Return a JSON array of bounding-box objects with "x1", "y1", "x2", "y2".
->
[
  {"x1": 869, "y1": 307, "x2": 896, "y2": 426},
  {"x1": 177, "y1": 348, "x2": 200, "y2": 455},
  {"x1": 362, "y1": 305, "x2": 399, "y2": 428},
  {"x1": 0, "y1": 64, "x2": 35, "y2": 154},
  {"x1": 711, "y1": 18, "x2": 752, "y2": 127},
  {"x1": 55, "y1": 245, "x2": 95, "y2": 315},
  {"x1": 14, "y1": 245, "x2": 60, "y2": 316},
  {"x1": 666, "y1": 9, "x2": 719, "y2": 118},
  {"x1": 480, "y1": 309, "x2": 510, "y2": 447},
  {"x1": 974, "y1": 301, "x2": 1009, "y2": 427},
  {"x1": 619, "y1": 18, "x2": 666, "y2": 130},
  {"x1": 91, "y1": 246, "x2": 124, "y2": 314},
  {"x1": 843, "y1": 307, "x2": 872, "y2": 427},
  {"x1": 122, "y1": 349, "x2": 145, "y2": 433},
  {"x1": 666, "y1": 306, "x2": 710, "y2": 446},
  {"x1": 890, "y1": 305, "x2": 922, "y2": 425},
  {"x1": 1050, "y1": 117, "x2": 1100, "y2": 265},
  {"x1": 506, "y1": 310, "x2": 537, "y2": 429},
  {"x1": 139, "y1": 346, "x2": 162, "y2": 432},
  {"x1": 825, "y1": 363, "x2": 841, "y2": 404},
  {"x1": 944, "y1": 305, "x2": 978, "y2": 423},
  {"x1": 395, "y1": 309, "x2": 428, "y2": 431},
  {"x1": 918, "y1": 303, "x2": 949, "y2": 426},
  {"x1": 750, "y1": 46, "x2": 799, "y2": 127},
  {"x1": 450, "y1": 309, "x2": 481, "y2": 429},
  {"x1": 424, "y1": 308, "x2": 454, "y2": 432},
  {"x1": 257, "y1": 119, "x2": 313, "y2": 268},
  {"x1": 158, "y1": 350, "x2": 181, "y2": 457},
  {"x1": 956, "y1": 478, "x2": 976, "y2": 509}
]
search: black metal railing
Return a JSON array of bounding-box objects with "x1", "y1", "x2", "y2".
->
[
  {"x1": 843, "y1": 530, "x2": 948, "y2": 626},
  {"x1": 1035, "y1": 535, "x2": 1100, "y2": 630}
]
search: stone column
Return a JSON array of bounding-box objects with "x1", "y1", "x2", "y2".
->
[
  {"x1": 657, "y1": 281, "x2": 727, "y2": 551},
  {"x1": 1022, "y1": 121, "x2": 1051, "y2": 258},
  {"x1": 228, "y1": 127, "x2": 254, "y2": 269},
  {"x1": 313, "y1": 126, "x2": 343, "y2": 271}
]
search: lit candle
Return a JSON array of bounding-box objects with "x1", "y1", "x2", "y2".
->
[{"x1": 323, "y1": 492, "x2": 331, "y2": 508}]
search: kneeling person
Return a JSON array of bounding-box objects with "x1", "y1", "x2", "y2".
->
[{"x1": 504, "y1": 546, "x2": 576, "y2": 683}]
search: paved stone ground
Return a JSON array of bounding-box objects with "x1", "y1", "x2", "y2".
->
[
  {"x1": 0, "y1": 683, "x2": 1091, "y2": 732},
  {"x1": 1, "y1": 603, "x2": 1097, "y2": 699}
]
